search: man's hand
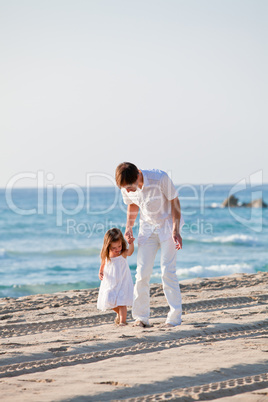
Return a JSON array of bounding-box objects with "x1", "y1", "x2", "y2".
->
[
  {"x1": 173, "y1": 231, "x2": 182, "y2": 250},
  {"x1": 171, "y1": 198, "x2": 182, "y2": 250},
  {"x1": 125, "y1": 227, "x2": 134, "y2": 244}
]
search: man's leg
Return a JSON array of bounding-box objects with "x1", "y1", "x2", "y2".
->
[
  {"x1": 160, "y1": 236, "x2": 182, "y2": 326},
  {"x1": 132, "y1": 233, "x2": 159, "y2": 325}
]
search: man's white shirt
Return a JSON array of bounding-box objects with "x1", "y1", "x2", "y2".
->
[{"x1": 121, "y1": 169, "x2": 184, "y2": 245}]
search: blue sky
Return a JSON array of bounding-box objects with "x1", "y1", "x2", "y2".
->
[{"x1": 1, "y1": 0, "x2": 267, "y2": 187}]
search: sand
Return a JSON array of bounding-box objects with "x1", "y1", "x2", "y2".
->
[{"x1": 0, "y1": 272, "x2": 267, "y2": 401}]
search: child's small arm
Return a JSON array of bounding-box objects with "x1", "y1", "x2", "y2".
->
[
  {"x1": 126, "y1": 241, "x2": 134, "y2": 256},
  {"x1": 99, "y1": 260, "x2": 105, "y2": 280}
]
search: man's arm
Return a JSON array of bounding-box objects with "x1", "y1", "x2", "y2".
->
[
  {"x1": 125, "y1": 203, "x2": 139, "y2": 244},
  {"x1": 171, "y1": 197, "x2": 182, "y2": 250}
]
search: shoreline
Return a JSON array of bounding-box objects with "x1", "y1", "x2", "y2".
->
[
  {"x1": 1, "y1": 269, "x2": 266, "y2": 301},
  {"x1": 0, "y1": 271, "x2": 267, "y2": 401}
]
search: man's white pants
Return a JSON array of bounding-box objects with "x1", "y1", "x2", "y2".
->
[{"x1": 132, "y1": 232, "x2": 182, "y2": 326}]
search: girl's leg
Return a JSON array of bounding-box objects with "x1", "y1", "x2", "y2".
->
[
  {"x1": 112, "y1": 307, "x2": 120, "y2": 324},
  {"x1": 118, "y1": 306, "x2": 127, "y2": 324}
]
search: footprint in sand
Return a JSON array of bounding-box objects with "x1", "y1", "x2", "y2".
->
[{"x1": 48, "y1": 346, "x2": 68, "y2": 353}]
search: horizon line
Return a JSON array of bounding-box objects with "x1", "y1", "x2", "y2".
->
[{"x1": 1, "y1": 182, "x2": 268, "y2": 190}]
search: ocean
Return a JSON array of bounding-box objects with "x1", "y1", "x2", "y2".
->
[{"x1": 0, "y1": 183, "x2": 267, "y2": 298}]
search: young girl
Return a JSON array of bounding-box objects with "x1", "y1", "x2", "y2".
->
[{"x1": 97, "y1": 228, "x2": 134, "y2": 326}]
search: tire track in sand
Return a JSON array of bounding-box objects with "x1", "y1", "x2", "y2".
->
[
  {"x1": 0, "y1": 294, "x2": 267, "y2": 338},
  {"x1": 0, "y1": 321, "x2": 267, "y2": 378},
  {"x1": 121, "y1": 372, "x2": 268, "y2": 401}
]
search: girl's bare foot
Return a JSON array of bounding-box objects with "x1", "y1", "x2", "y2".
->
[
  {"x1": 119, "y1": 322, "x2": 128, "y2": 326},
  {"x1": 114, "y1": 315, "x2": 120, "y2": 325}
]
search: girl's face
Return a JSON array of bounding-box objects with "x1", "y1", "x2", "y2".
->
[{"x1": 109, "y1": 240, "x2": 122, "y2": 257}]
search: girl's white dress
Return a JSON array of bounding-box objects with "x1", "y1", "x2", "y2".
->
[{"x1": 97, "y1": 255, "x2": 134, "y2": 311}]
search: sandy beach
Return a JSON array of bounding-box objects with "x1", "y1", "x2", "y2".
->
[{"x1": 0, "y1": 272, "x2": 267, "y2": 401}]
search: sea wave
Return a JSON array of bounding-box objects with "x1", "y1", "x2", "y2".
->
[
  {"x1": 151, "y1": 262, "x2": 254, "y2": 280},
  {"x1": 0, "y1": 281, "x2": 99, "y2": 298},
  {"x1": 176, "y1": 263, "x2": 253, "y2": 278},
  {"x1": 1, "y1": 248, "x2": 100, "y2": 259},
  {"x1": 184, "y1": 234, "x2": 259, "y2": 246},
  {"x1": 209, "y1": 203, "x2": 224, "y2": 208}
]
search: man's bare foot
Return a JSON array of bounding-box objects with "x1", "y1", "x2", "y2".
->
[
  {"x1": 133, "y1": 320, "x2": 147, "y2": 328},
  {"x1": 161, "y1": 323, "x2": 176, "y2": 328}
]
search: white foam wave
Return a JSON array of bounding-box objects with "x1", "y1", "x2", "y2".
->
[
  {"x1": 186, "y1": 234, "x2": 258, "y2": 245},
  {"x1": 208, "y1": 234, "x2": 257, "y2": 244},
  {"x1": 151, "y1": 262, "x2": 253, "y2": 280},
  {"x1": 210, "y1": 203, "x2": 223, "y2": 208},
  {"x1": 176, "y1": 263, "x2": 253, "y2": 278},
  {"x1": 0, "y1": 248, "x2": 5, "y2": 258},
  {"x1": 212, "y1": 233, "x2": 256, "y2": 243}
]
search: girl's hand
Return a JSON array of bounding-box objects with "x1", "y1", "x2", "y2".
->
[
  {"x1": 125, "y1": 227, "x2": 134, "y2": 244},
  {"x1": 128, "y1": 236, "x2": 135, "y2": 244},
  {"x1": 99, "y1": 270, "x2": 104, "y2": 280}
]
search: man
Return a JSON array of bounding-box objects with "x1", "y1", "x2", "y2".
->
[{"x1": 115, "y1": 162, "x2": 184, "y2": 327}]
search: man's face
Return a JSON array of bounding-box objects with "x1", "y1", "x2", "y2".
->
[{"x1": 121, "y1": 180, "x2": 139, "y2": 193}]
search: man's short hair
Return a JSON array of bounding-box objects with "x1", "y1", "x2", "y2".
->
[{"x1": 115, "y1": 162, "x2": 139, "y2": 188}]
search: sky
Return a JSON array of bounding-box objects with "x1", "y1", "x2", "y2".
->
[{"x1": 1, "y1": 0, "x2": 267, "y2": 188}]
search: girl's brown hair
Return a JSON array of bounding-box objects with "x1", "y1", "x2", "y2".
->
[{"x1": 100, "y1": 228, "x2": 127, "y2": 261}]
